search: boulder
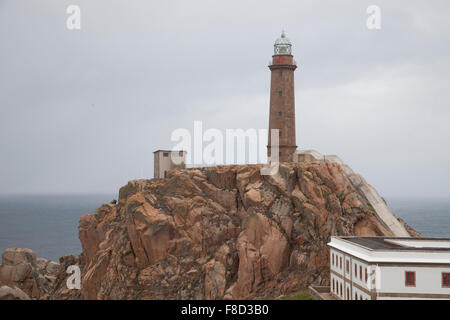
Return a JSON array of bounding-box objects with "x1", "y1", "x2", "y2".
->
[
  {"x1": 0, "y1": 285, "x2": 31, "y2": 300},
  {"x1": 2, "y1": 248, "x2": 36, "y2": 266},
  {"x1": 0, "y1": 248, "x2": 60, "y2": 300}
]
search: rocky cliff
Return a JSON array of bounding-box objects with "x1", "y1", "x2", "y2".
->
[
  {"x1": 0, "y1": 162, "x2": 418, "y2": 300},
  {"x1": 0, "y1": 248, "x2": 60, "y2": 300}
]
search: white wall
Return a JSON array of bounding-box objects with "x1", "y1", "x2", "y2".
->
[
  {"x1": 330, "y1": 249, "x2": 344, "y2": 276},
  {"x1": 352, "y1": 259, "x2": 370, "y2": 289},
  {"x1": 330, "y1": 249, "x2": 345, "y2": 299},
  {"x1": 330, "y1": 248, "x2": 372, "y2": 300},
  {"x1": 350, "y1": 259, "x2": 372, "y2": 300},
  {"x1": 331, "y1": 274, "x2": 345, "y2": 299},
  {"x1": 379, "y1": 266, "x2": 450, "y2": 295},
  {"x1": 352, "y1": 287, "x2": 370, "y2": 300}
]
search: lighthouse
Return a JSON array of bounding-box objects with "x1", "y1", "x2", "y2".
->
[{"x1": 267, "y1": 31, "x2": 298, "y2": 162}]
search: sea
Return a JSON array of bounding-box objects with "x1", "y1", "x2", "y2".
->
[
  {"x1": 0, "y1": 195, "x2": 449, "y2": 261},
  {"x1": 0, "y1": 194, "x2": 114, "y2": 261}
]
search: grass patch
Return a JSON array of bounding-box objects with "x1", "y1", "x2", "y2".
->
[{"x1": 277, "y1": 290, "x2": 313, "y2": 300}]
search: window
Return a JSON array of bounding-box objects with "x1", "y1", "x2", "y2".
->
[
  {"x1": 332, "y1": 253, "x2": 334, "y2": 266},
  {"x1": 346, "y1": 260, "x2": 349, "y2": 273},
  {"x1": 163, "y1": 152, "x2": 169, "y2": 157},
  {"x1": 365, "y1": 268, "x2": 368, "y2": 283},
  {"x1": 355, "y1": 264, "x2": 357, "y2": 278},
  {"x1": 360, "y1": 266, "x2": 362, "y2": 280},
  {"x1": 340, "y1": 257, "x2": 342, "y2": 269},
  {"x1": 405, "y1": 271, "x2": 416, "y2": 287},
  {"x1": 442, "y1": 273, "x2": 450, "y2": 288},
  {"x1": 278, "y1": 91, "x2": 282, "y2": 97},
  {"x1": 278, "y1": 111, "x2": 282, "y2": 116}
]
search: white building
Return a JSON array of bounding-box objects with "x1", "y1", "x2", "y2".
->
[
  {"x1": 153, "y1": 150, "x2": 186, "y2": 179},
  {"x1": 328, "y1": 236, "x2": 450, "y2": 300}
]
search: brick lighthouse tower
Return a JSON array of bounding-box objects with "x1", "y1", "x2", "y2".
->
[{"x1": 267, "y1": 31, "x2": 297, "y2": 162}]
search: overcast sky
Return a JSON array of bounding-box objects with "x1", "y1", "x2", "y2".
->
[{"x1": 0, "y1": 0, "x2": 449, "y2": 198}]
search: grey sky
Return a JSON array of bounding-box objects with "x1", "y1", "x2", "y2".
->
[{"x1": 0, "y1": 0, "x2": 449, "y2": 198}]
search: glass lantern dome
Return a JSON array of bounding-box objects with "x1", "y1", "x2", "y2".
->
[{"x1": 274, "y1": 30, "x2": 292, "y2": 55}]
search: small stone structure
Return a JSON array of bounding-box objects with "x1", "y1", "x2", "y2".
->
[
  {"x1": 153, "y1": 150, "x2": 187, "y2": 179},
  {"x1": 293, "y1": 150, "x2": 410, "y2": 237}
]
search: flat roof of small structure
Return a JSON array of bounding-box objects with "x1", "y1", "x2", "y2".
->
[
  {"x1": 153, "y1": 150, "x2": 187, "y2": 153},
  {"x1": 335, "y1": 236, "x2": 450, "y2": 252}
]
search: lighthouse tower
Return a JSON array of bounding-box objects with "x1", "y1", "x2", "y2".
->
[{"x1": 267, "y1": 31, "x2": 298, "y2": 162}]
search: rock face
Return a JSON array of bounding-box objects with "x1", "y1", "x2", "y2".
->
[
  {"x1": 0, "y1": 248, "x2": 60, "y2": 299},
  {"x1": 45, "y1": 162, "x2": 416, "y2": 300},
  {"x1": 0, "y1": 285, "x2": 31, "y2": 300},
  {"x1": 294, "y1": 150, "x2": 410, "y2": 236}
]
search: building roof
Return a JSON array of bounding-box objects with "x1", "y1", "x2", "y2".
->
[
  {"x1": 328, "y1": 236, "x2": 450, "y2": 264},
  {"x1": 153, "y1": 150, "x2": 187, "y2": 154},
  {"x1": 334, "y1": 236, "x2": 450, "y2": 252}
]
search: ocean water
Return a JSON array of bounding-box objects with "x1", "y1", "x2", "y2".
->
[
  {"x1": 0, "y1": 195, "x2": 449, "y2": 261},
  {"x1": 0, "y1": 194, "x2": 114, "y2": 261},
  {"x1": 386, "y1": 197, "x2": 450, "y2": 238}
]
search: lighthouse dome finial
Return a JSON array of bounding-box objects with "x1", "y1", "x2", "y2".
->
[{"x1": 274, "y1": 30, "x2": 292, "y2": 55}]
